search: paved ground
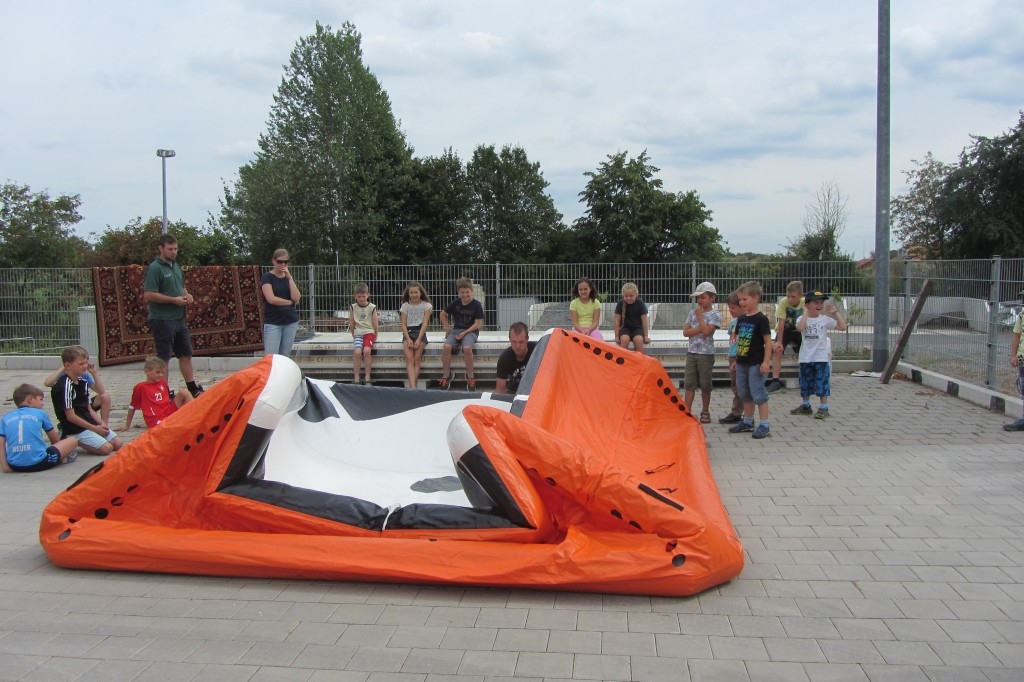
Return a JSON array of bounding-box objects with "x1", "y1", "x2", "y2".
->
[{"x1": 2, "y1": 362, "x2": 1024, "y2": 681}]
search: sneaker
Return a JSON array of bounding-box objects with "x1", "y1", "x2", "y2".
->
[
  {"x1": 814, "y1": 408, "x2": 830, "y2": 420},
  {"x1": 765, "y1": 379, "x2": 783, "y2": 393},
  {"x1": 718, "y1": 413, "x2": 743, "y2": 424},
  {"x1": 752, "y1": 423, "x2": 771, "y2": 439},
  {"x1": 438, "y1": 376, "x2": 451, "y2": 390},
  {"x1": 188, "y1": 384, "x2": 205, "y2": 398},
  {"x1": 790, "y1": 404, "x2": 813, "y2": 415},
  {"x1": 467, "y1": 377, "x2": 477, "y2": 390},
  {"x1": 1003, "y1": 417, "x2": 1024, "y2": 432},
  {"x1": 728, "y1": 422, "x2": 754, "y2": 434},
  {"x1": 65, "y1": 451, "x2": 78, "y2": 464}
]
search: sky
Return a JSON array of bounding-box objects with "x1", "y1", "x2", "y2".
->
[{"x1": 2, "y1": 1, "x2": 1022, "y2": 259}]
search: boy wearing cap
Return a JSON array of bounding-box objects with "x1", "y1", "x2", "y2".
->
[
  {"x1": 683, "y1": 282, "x2": 721, "y2": 423},
  {"x1": 1005, "y1": 287, "x2": 1024, "y2": 432},
  {"x1": 790, "y1": 291, "x2": 846, "y2": 418}
]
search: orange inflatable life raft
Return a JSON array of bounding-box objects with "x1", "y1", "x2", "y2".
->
[{"x1": 40, "y1": 330, "x2": 743, "y2": 596}]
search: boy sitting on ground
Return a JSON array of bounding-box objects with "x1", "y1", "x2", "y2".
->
[
  {"x1": 1, "y1": 384, "x2": 79, "y2": 473},
  {"x1": 50, "y1": 345, "x2": 123, "y2": 456},
  {"x1": 124, "y1": 356, "x2": 194, "y2": 430}
]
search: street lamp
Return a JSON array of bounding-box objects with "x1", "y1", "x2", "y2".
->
[{"x1": 156, "y1": 149, "x2": 176, "y2": 233}]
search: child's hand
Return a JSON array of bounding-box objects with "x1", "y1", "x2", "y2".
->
[{"x1": 643, "y1": 336, "x2": 651, "y2": 344}]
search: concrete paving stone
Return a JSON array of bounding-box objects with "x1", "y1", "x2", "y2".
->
[
  {"x1": 708, "y1": 635, "x2": 769, "y2": 661},
  {"x1": 686, "y1": 658, "x2": 747, "y2": 682},
  {"x1": 425, "y1": 606, "x2": 481, "y2": 628},
  {"x1": 472, "y1": 607, "x2": 527, "y2": 629},
  {"x1": 811, "y1": 582, "x2": 864, "y2": 599},
  {"x1": 817, "y1": 639, "x2": 885, "y2": 664},
  {"x1": 236, "y1": 619, "x2": 299, "y2": 643},
  {"x1": 305, "y1": 668, "x2": 370, "y2": 680},
  {"x1": 936, "y1": 619, "x2": 1005, "y2": 643},
  {"x1": 380, "y1": 625, "x2": 445, "y2": 649},
  {"x1": 696, "y1": 596, "x2": 753, "y2": 616},
  {"x1": 990, "y1": 620, "x2": 1024, "y2": 644},
  {"x1": 289, "y1": 643, "x2": 358, "y2": 670},
  {"x1": 928, "y1": 642, "x2": 1004, "y2": 667},
  {"x1": 191, "y1": 662, "x2": 261, "y2": 681},
  {"x1": 248, "y1": 666, "x2": 318, "y2": 681},
  {"x1": 625, "y1": 611, "x2": 681, "y2": 634},
  {"x1": 652, "y1": 633, "x2": 712, "y2": 659},
  {"x1": 132, "y1": 660, "x2": 206, "y2": 681},
  {"x1": 337, "y1": 624, "x2": 398, "y2": 647},
  {"x1": 944, "y1": 601, "x2": 1009, "y2": 621},
  {"x1": 601, "y1": 631, "x2": 658, "y2": 656},
  {"x1": 745, "y1": 660, "x2": 811, "y2": 682},
  {"x1": 761, "y1": 637, "x2": 827, "y2": 663},
  {"x1": 981, "y1": 668, "x2": 1024, "y2": 682},
  {"x1": 130, "y1": 636, "x2": 205, "y2": 662},
  {"x1": 523, "y1": 608, "x2": 577, "y2": 631},
  {"x1": 510, "y1": 651, "x2": 572, "y2": 678},
  {"x1": 456, "y1": 649, "x2": 517, "y2": 676},
  {"x1": 572, "y1": 609, "x2": 625, "y2": 633},
  {"x1": 545, "y1": 629, "x2": 602, "y2": 655},
  {"x1": 374, "y1": 605, "x2": 433, "y2": 627},
  {"x1": 879, "y1": 637, "x2": 949, "y2": 668},
  {"x1": 832, "y1": 618, "x2": 896, "y2": 641},
  {"x1": 141, "y1": 615, "x2": 204, "y2": 638},
  {"x1": 570, "y1": 652, "x2": 630, "y2": 681},
  {"x1": 551, "y1": 592, "x2": 605, "y2": 611},
  {"x1": 986, "y1": 642, "x2": 1024, "y2": 667},
  {"x1": 630, "y1": 654, "x2": 692, "y2": 682},
  {"x1": 17, "y1": 656, "x2": 100, "y2": 681},
  {"x1": 745, "y1": 597, "x2": 803, "y2": 617},
  {"x1": 188, "y1": 617, "x2": 251, "y2": 641},
  {"x1": 492, "y1": 628, "x2": 548, "y2": 652},
  {"x1": 726, "y1": 615, "x2": 786, "y2": 638},
  {"x1": 857, "y1": 664, "x2": 930, "y2": 681},
  {"x1": 917, "y1": 666, "x2": 991, "y2": 681},
  {"x1": 235, "y1": 640, "x2": 307, "y2": 666},
  {"x1": 328, "y1": 604, "x2": 388, "y2": 625},
  {"x1": 796, "y1": 598, "x2": 855, "y2": 618},
  {"x1": 761, "y1": 580, "x2": 815, "y2": 599},
  {"x1": 502, "y1": 592, "x2": 556, "y2": 609},
  {"x1": 399, "y1": 647, "x2": 464, "y2": 675},
  {"x1": 893, "y1": 600, "x2": 957, "y2": 620},
  {"x1": 778, "y1": 565, "x2": 830, "y2": 581},
  {"x1": 76, "y1": 658, "x2": 153, "y2": 682},
  {"x1": 281, "y1": 602, "x2": 341, "y2": 624},
  {"x1": 438, "y1": 627, "x2": 498, "y2": 651}
]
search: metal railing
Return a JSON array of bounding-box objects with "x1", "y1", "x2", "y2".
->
[{"x1": 1, "y1": 260, "x2": 1021, "y2": 396}]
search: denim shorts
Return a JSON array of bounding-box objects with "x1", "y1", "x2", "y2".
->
[
  {"x1": 444, "y1": 330, "x2": 478, "y2": 354},
  {"x1": 735, "y1": 362, "x2": 769, "y2": 405}
]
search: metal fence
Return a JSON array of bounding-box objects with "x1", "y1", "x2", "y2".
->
[{"x1": 1, "y1": 259, "x2": 1021, "y2": 396}]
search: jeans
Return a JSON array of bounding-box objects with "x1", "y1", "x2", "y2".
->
[
  {"x1": 735, "y1": 362, "x2": 769, "y2": 406},
  {"x1": 264, "y1": 322, "x2": 298, "y2": 356}
]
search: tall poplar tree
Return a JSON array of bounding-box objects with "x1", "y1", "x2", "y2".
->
[{"x1": 221, "y1": 22, "x2": 414, "y2": 264}]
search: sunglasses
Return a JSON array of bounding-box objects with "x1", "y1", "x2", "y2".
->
[{"x1": 276, "y1": 259, "x2": 289, "y2": 264}]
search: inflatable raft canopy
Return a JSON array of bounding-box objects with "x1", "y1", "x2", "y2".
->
[{"x1": 40, "y1": 330, "x2": 744, "y2": 596}]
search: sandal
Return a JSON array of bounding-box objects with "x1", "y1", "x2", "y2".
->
[{"x1": 699, "y1": 412, "x2": 711, "y2": 424}]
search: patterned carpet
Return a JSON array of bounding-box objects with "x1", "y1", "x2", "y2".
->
[{"x1": 92, "y1": 265, "x2": 264, "y2": 365}]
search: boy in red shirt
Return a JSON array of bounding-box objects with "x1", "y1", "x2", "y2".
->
[{"x1": 124, "y1": 357, "x2": 193, "y2": 430}]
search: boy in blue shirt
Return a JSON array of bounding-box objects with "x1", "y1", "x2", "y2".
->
[{"x1": 1, "y1": 384, "x2": 78, "y2": 473}]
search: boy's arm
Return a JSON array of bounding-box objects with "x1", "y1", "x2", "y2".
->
[
  {"x1": 760, "y1": 333, "x2": 773, "y2": 374},
  {"x1": 63, "y1": 407, "x2": 102, "y2": 434},
  {"x1": 372, "y1": 307, "x2": 379, "y2": 334},
  {"x1": 0, "y1": 436, "x2": 11, "y2": 473},
  {"x1": 45, "y1": 427, "x2": 61, "y2": 445},
  {"x1": 124, "y1": 407, "x2": 136, "y2": 430},
  {"x1": 348, "y1": 305, "x2": 355, "y2": 336},
  {"x1": 831, "y1": 306, "x2": 847, "y2": 332},
  {"x1": 42, "y1": 367, "x2": 62, "y2": 388},
  {"x1": 795, "y1": 314, "x2": 807, "y2": 333},
  {"x1": 88, "y1": 363, "x2": 107, "y2": 396}
]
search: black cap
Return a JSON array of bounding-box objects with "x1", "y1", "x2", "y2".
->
[{"x1": 804, "y1": 291, "x2": 829, "y2": 304}]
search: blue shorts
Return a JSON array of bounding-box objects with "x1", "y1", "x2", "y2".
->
[
  {"x1": 799, "y1": 362, "x2": 831, "y2": 398},
  {"x1": 735, "y1": 363, "x2": 769, "y2": 406}
]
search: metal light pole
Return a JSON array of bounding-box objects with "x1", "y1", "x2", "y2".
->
[{"x1": 156, "y1": 149, "x2": 176, "y2": 233}]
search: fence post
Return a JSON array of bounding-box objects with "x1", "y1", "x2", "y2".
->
[
  {"x1": 308, "y1": 264, "x2": 316, "y2": 331},
  {"x1": 495, "y1": 262, "x2": 501, "y2": 333},
  {"x1": 987, "y1": 256, "x2": 1002, "y2": 388},
  {"x1": 903, "y1": 258, "x2": 913, "y2": 362}
]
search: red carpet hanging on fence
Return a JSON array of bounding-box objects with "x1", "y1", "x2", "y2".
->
[{"x1": 92, "y1": 265, "x2": 264, "y2": 366}]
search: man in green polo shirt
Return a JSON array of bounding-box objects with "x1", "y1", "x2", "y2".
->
[{"x1": 142, "y1": 234, "x2": 204, "y2": 398}]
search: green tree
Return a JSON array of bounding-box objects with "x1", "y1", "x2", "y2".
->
[
  {"x1": 463, "y1": 144, "x2": 564, "y2": 263},
  {"x1": 220, "y1": 22, "x2": 414, "y2": 265},
  {"x1": 90, "y1": 217, "x2": 239, "y2": 266},
  {"x1": 572, "y1": 151, "x2": 723, "y2": 263},
  {"x1": 0, "y1": 182, "x2": 90, "y2": 267},
  {"x1": 785, "y1": 180, "x2": 852, "y2": 262},
  {"x1": 405, "y1": 150, "x2": 471, "y2": 263},
  {"x1": 892, "y1": 112, "x2": 1024, "y2": 259}
]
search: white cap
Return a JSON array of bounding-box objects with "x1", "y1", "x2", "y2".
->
[{"x1": 690, "y1": 282, "x2": 717, "y2": 296}]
